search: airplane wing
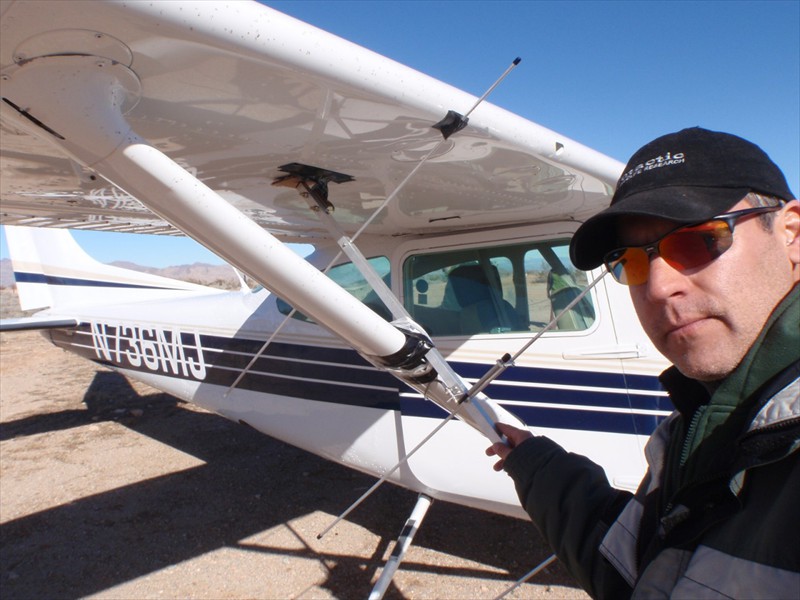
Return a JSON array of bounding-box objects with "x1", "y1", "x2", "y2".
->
[
  {"x1": 0, "y1": 0, "x2": 629, "y2": 445},
  {"x1": 0, "y1": 0, "x2": 622, "y2": 242}
]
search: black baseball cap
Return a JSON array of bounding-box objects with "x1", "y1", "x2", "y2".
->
[{"x1": 569, "y1": 127, "x2": 795, "y2": 270}]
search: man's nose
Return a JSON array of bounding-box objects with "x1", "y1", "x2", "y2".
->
[{"x1": 643, "y1": 255, "x2": 687, "y2": 301}]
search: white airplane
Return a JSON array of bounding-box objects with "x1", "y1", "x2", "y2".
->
[{"x1": 0, "y1": 0, "x2": 670, "y2": 593}]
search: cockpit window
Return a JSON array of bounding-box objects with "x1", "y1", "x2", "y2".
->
[
  {"x1": 403, "y1": 240, "x2": 594, "y2": 336},
  {"x1": 277, "y1": 256, "x2": 391, "y2": 322}
]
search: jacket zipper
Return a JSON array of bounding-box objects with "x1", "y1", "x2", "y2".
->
[
  {"x1": 739, "y1": 414, "x2": 800, "y2": 443},
  {"x1": 662, "y1": 415, "x2": 799, "y2": 538},
  {"x1": 679, "y1": 405, "x2": 706, "y2": 467}
]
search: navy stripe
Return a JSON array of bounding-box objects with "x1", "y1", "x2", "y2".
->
[
  {"x1": 205, "y1": 336, "x2": 364, "y2": 364},
  {"x1": 50, "y1": 325, "x2": 668, "y2": 436},
  {"x1": 398, "y1": 397, "x2": 665, "y2": 435},
  {"x1": 453, "y1": 360, "x2": 671, "y2": 412},
  {"x1": 209, "y1": 352, "x2": 393, "y2": 389},
  {"x1": 14, "y1": 272, "x2": 179, "y2": 290},
  {"x1": 456, "y1": 361, "x2": 626, "y2": 388},
  {"x1": 203, "y1": 364, "x2": 400, "y2": 409},
  {"x1": 621, "y1": 371, "x2": 666, "y2": 393},
  {"x1": 480, "y1": 379, "x2": 673, "y2": 412},
  {"x1": 506, "y1": 404, "x2": 665, "y2": 436}
]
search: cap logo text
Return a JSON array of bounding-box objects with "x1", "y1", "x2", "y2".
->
[{"x1": 619, "y1": 151, "x2": 685, "y2": 186}]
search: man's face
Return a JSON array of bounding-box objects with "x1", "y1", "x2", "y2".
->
[{"x1": 619, "y1": 199, "x2": 800, "y2": 382}]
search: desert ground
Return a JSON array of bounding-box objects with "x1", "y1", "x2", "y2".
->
[{"x1": 0, "y1": 288, "x2": 588, "y2": 599}]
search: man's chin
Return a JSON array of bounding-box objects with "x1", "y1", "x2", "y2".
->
[{"x1": 672, "y1": 356, "x2": 735, "y2": 383}]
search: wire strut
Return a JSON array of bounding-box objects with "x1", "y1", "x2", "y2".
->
[
  {"x1": 493, "y1": 554, "x2": 558, "y2": 600},
  {"x1": 314, "y1": 57, "x2": 530, "y2": 541},
  {"x1": 225, "y1": 56, "x2": 523, "y2": 396}
]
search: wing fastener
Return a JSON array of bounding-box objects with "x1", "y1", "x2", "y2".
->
[{"x1": 272, "y1": 162, "x2": 355, "y2": 214}]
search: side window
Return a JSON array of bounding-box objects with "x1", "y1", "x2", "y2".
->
[
  {"x1": 277, "y1": 256, "x2": 391, "y2": 322},
  {"x1": 403, "y1": 240, "x2": 594, "y2": 337},
  {"x1": 526, "y1": 244, "x2": 594, "y2": 331}
]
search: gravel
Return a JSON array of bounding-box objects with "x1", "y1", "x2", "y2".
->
[{"x1": 1, "y1": 290, "x2": 588, "y2": 599}]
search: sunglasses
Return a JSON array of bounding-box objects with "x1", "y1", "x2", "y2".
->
[{"x1": 604, "y1": 205, "x2": 782, "y2": 286}]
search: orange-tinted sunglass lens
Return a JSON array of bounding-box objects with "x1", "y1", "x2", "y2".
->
[
  {"x1": 605, "y1": 220, "x2": 734, "y2": 285},
  {"x1": 659, "y1": 221, "x2": 733, "y2": 270},
  {"x1": 606, "y1": 247, "x2": 649, "y2": 286}
]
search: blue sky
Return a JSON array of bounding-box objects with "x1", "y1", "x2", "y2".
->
[{"x1": 2, "y1": 0, "x2": 798, "y2": 267}]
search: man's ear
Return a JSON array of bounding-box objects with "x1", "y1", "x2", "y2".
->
[{"x1": 781, "y1": 200, "x2": 800, "y2": 268}]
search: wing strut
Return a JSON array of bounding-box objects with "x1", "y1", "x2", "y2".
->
[
  {"x1": 368, "y1": 493, "x2": 433, "y2": 600},
  {"x1": 231, "y1": 56, "x2": 529, "y2": 432},
  {"x1": 316, "y1": 272, "x2": 606, "y2": 543},
  {"x1": 0, "y1": 52, "x2": 528, "y2": 442}
]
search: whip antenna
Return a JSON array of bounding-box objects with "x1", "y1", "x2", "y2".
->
[
  {"x1": 315, "y1": 57, "x2": 525, "y2": 540},
  {"x1": 494, "y1": 554, "x2": 558, "y2": 600},
  {"x1": 465, "y1": 57, "x2": 521, "y2": 118}
]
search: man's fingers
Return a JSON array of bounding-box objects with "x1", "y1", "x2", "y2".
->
[
  {"x1": 487, "y1": 442, "x2": 512, "y2": 473},
  {"x1": 496, "y1": 421, "x2": 533, "y2": 448},
  {"x1": 487, "y1": 424, "x2": 534, "y2": 472},
  {"x1": 487, "y1": 442, "x2": 507, "y2": 457}
]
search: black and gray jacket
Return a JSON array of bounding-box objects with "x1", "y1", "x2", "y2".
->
[{"x1": 504, "y1": 284, "x2": 800, "y2": 599}]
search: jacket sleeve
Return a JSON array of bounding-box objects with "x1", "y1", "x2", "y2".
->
[{"x1": 504, "y1": 435, "x2": 634, "y2": 599}]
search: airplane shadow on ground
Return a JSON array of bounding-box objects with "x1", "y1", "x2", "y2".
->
[{"x1": 0, "y1": 370, "x2": 580, "y2": 599}]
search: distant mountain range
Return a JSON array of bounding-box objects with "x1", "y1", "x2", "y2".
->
[
  {"x1": 0, "y1": 258, "x2": 241, "y2": 289},
  {"x1": 0, "y1": 259, "x2": 12, "y2": 288}
]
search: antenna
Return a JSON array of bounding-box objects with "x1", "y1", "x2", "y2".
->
[
  {"x1": 316, "y1": 57, "x2": 526, "y2": 539},
  {"x1": 226, "y1": 58, "x2": 524, "y2": 396},
  {"x1": 493, "y1": 554, "x2": 558, "y2": 600}
]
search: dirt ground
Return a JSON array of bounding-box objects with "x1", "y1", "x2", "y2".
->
[{"x1": 0, "y1": 289, "x2": 588, "y2": 599}]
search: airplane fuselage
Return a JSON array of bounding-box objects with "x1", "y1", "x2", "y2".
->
[{"x1": 31, "y1": 227, "x2": 670, "y2": 520}]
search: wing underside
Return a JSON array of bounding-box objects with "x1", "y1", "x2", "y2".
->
[{"x1": 0, "y1": 0, "x2": 621, "y2": 241}]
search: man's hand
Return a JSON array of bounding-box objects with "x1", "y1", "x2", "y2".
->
[{"x1": 486, "y1": 422, "x2": 533, "y2": 471}]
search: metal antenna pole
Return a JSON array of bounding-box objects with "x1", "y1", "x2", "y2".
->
[
  {"x1": 464, "y1": 57, "x2": 521, "y2": 118},
  {"x1": 317, "y1": 411, "x2": 458, "y2": 540},
  {"x1": 351, "y1": 56, "x2": 523, "y2": 245},
  {"x1": 493, "y1": 554, "x2": 558, "y2": 600},
  {"x1": 314, "y1": 57, "x2": 526, "y2": 539}
]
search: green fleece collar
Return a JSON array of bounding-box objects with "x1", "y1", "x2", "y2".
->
[{"x1": 716, "y1": 283, "x2": 800, "y2": 409}]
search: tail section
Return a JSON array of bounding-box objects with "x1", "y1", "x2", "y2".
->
[{"x1": 5, "y1": 226, "x2": 221, "y2": 311}]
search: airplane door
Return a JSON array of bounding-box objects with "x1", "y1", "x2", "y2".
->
[{"x1": 396, "y1": 231, "x2": 660, "y2": 499}]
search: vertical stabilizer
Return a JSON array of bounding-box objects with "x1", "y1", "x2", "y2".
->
[
  {"x1": 5, "y1": 226, "x2": 54, "y2": 310},
  {"x1": 4, "y1": 226, "x2": 220, "y2": 311}
]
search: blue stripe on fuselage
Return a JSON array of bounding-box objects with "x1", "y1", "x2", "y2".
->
[
  {"x1": 397, "y1": 397, "x2": 665, "y2": 436},
  {"x1": 49, "y1": 326, "x2": 668, "y2": 436},
  {"x1": 13, "y1": 272, "x2": 180, "y2": 290}
]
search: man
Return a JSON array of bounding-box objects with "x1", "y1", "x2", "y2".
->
[{"x1": 487, "y1": 127, "x2": 799, "y2": 598}]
